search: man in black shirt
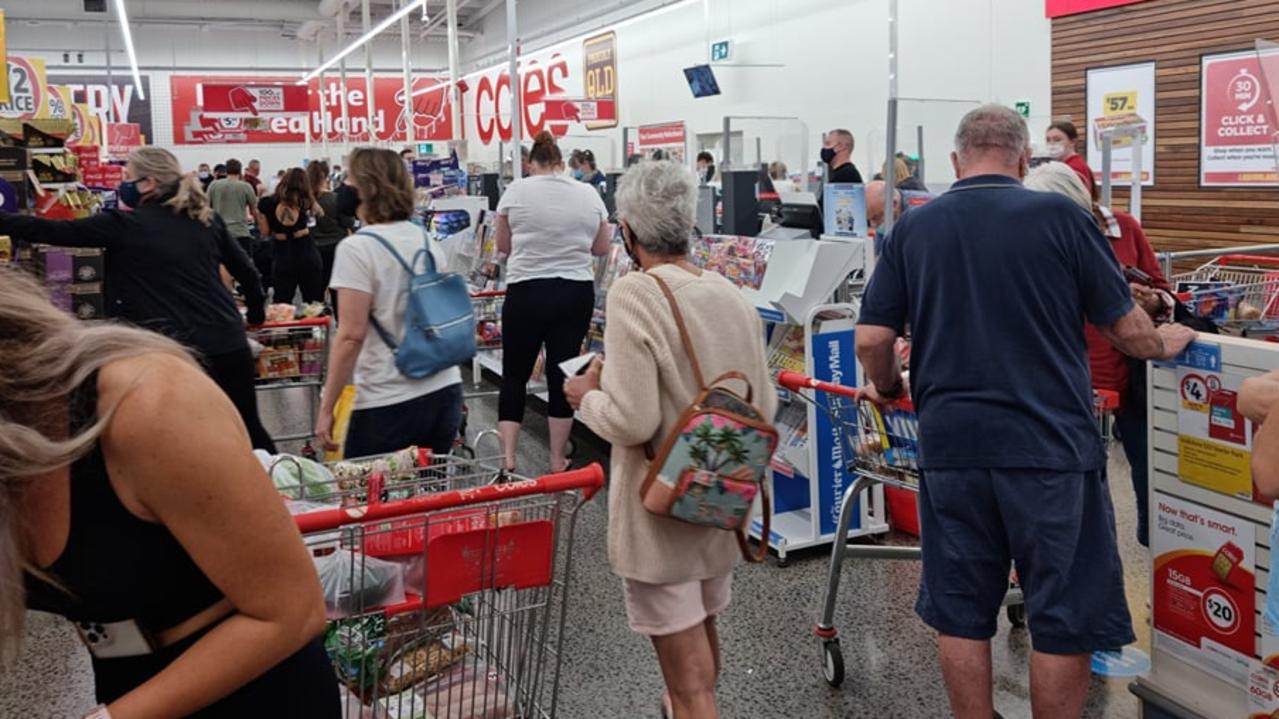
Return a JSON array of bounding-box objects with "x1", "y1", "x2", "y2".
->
[{"x1": 822, "y1": 128, "x2": 863, "y2": 184}]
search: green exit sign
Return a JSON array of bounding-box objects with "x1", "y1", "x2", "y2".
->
[
  {"x1": 1015, "y1": 101, "x2": 1031, "y2": 119},
  {"x1": 416, "y1": 142, "x2": 434, "y2": 156},
  {"x1": 710, "y1": 40, "x2": 731, "y2": 62}
]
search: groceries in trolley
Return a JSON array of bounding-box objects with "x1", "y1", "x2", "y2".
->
[
  {"x1": 250, "y1": 317, "x2": 328, "y2": 382},
  {"x1": 290, "y1": 454, "x2": 604, "y2": 718},
  {"x1": 1173, "y1": 254, "x2": 1279, "y2": 337}
]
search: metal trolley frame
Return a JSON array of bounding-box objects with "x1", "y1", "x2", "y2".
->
[
  {"x1": 292, "y1": 455, "x2": 604, "y2": 718},
  {"x1": 250, "y1": 316, "x2": 332, "y2": 445},
  {"x1": 776, "y1": 370, "x2": 1119, "y2": 689}
]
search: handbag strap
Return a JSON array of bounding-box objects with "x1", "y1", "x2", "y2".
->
[{"x1": 649, "y1": 273, "x2": 706, "y2": 390}]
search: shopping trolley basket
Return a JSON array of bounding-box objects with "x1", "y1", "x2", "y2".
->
[
  {"x1": 472, "y1": 291, "x2": 505, "y2": 351},
  {"x1": 292, "y1": 458, "x2": 604, "y2": 718},
  {"x1": 775, "y1": 371, "x2": 1118, "y2": 688},
  {"x1": 1171, "y1": 254, "x2": 1279, "y2": 336},
  {"x1": 249, "y1": 317, "x2": 332, "y2": 445}
]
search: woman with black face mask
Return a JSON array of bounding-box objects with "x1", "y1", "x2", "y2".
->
[{"x1": 0, "y1": 147, "x2": 276, "y2": 452}]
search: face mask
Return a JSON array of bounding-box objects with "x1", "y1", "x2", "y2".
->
[
  {"x1": 621, "y1": 224, "x2": 642, "y2": 268},
  {"x1": 118, "y1": 180, "x2": 143, "y2": 208},
  {"x1": 1046, "y1": 142, "x2": 1070, "y2": 159},
  {"x1": 574, "y1": 169, "x2": 585, "y2": 180},
  {"x1": 820, "y1": 147, "x2": 837, "y2": 165},
  {"x1": 198, "y1": 171, "x2": 210, "y2": 180}
]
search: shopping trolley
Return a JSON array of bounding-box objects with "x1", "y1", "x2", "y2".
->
[
  {"x1": 1171, "y1": 254, "x2": 1279, "y2": 337},
  {"x1": 775, "y1": 371, "x2": 1120, "y2": 688},
  {"x1": 250, "y1": 317, "x2": 332, "y2": 447},
  {"x1": 461, "y1": 289, "x2": 576, "y2": 464},
  {"x1": 291, "y1": 455, "x2": 604, "y2": 718}
]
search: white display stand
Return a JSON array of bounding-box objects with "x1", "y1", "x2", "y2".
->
[
  {"x1": 1132, "y1": 334, "x2": 1279, "y2": 718},
  {"x1": 744, "y1": 237, "x2": 891, "y2": 563}
]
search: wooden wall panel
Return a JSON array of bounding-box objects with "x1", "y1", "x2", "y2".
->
[{"x1": 1051, "y1": 0, "x2": 1279, "y2": 255}]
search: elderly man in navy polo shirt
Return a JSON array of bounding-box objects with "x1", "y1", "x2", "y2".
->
[{"x1": 857, "y1": 104, "x2": 1196, "y2": 719}]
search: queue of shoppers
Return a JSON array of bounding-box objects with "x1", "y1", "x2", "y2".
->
[{"x1": 0, "y1": 103, "x2": 1231, "y2": 719}]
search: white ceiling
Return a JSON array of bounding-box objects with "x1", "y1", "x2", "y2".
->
[{"x1": 3, "y1": 0, "x2": 494, "y2": 40}]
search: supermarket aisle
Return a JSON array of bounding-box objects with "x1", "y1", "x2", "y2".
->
[{"x1": 0, "y1": 375, "x2": 1151, "y2": 718}]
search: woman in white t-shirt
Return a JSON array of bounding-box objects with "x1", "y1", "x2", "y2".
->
[
  {"x1": 494, "y1": 131, "x2": 613, "y2": 474},
  {"x1": 316, "y1": 147, "x2": 464, "y2": 458}
]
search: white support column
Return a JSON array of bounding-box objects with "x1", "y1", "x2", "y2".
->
[
  {"x1": 400, "y1": 0, "x2": 416, "y2": 151},
  {"x1": 318, "y1": 38, "x2": 332, "y2": 161},
  {"x1": 337, "y1": 9, "x2": 351, "y2": 156},
  {"x1": 301, "y1": 41, "x2": 313, "y2": 161},
  {"x1": 446, "y1": 0, "x2": 461, "y2": 143},
  {"x1": 363, "y1": 0, "x2": 376, "y2": 144},
  {"x1": 506, "y1": 0, "x2": 522, "y2": 179}
]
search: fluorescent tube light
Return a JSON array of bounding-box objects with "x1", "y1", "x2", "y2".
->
[
  {"x1": 299, "y1": 0, "x2": 426, "y2": 84},
  {"x1": 111, "y1": 0, "x2": 146, "y2": 101}
]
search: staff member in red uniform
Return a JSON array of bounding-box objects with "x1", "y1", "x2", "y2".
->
[
  {"x1": 1026, "y1": 161, "x2": 1174, "y2": 547},
  {"x1": 1045, "y1": 121, "x2": 1098, "y2": 200}
]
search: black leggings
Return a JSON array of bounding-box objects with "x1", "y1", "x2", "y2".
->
[
  {"x1": 204, "y1": 347, "x2": 277, "y2": 453},
  {"x1": 272, "y1": 236, "x2": 325, "y2": 305},
  {"x1": 499, "y1": 279, "x2": 595, "y2": 422}
]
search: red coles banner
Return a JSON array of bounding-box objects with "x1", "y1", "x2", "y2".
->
[
  {"x1": 170, "y1": 75, "x2": 453, "y2": 145},
  {"x1": 1045, "y1": 0, "x2": 1151, "y2": 18}
]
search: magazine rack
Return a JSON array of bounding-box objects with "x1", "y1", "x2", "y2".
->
[{"x1": 708, "y1": 235, "x2": 887, "y2": 563}]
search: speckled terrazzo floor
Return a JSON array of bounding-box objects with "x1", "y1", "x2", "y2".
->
[{"x1": 0, "y1": 370, "x2": 1150, "y2": 718}]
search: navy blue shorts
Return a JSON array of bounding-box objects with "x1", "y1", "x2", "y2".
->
[{"x1": 915, "y1": 468, "x2": 1135, "y2": 655}]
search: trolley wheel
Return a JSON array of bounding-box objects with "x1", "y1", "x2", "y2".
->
[
  {"x1": 822, "y1": 639, "x2": 845, "y2": 687},
  {"x1": 775, "y1": 554, "x2": 790, "y2": 569},
  {"x1": 1006, "y1": 603, "x2": 1027, "y2": 628}
]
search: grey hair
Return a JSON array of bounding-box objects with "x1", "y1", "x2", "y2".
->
[
  {"x1": 1024, "y1": 161, "x2": 1092, "y2": 212},
  {"x1": 954, "y1": 104, "x2": 1030, "y2": 165},
  {"x1": 828, "y1": 128, "x2": 854, "y2": 151},
  {"x1": 615, "y1": 160, "x2": 698, "y2": 257}
]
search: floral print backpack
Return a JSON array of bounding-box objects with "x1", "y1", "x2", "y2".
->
[{"x1": 639, "y1": 273, "x2": 778, "y2": 563}]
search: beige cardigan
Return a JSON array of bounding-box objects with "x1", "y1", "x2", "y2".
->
[{"x1": 578, "y1": 264, "x2": 778, "y2": 584}]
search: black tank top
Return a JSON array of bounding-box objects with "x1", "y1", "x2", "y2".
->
[{"x1": 24, "y1": 372, "x2": 224, "y2": 631}]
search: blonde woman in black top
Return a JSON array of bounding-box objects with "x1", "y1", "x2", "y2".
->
[{"x1": 3, "y1": 270, "x2": 335, "y2": 718}]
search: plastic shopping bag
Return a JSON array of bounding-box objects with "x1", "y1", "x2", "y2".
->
[
  {"x1": 255, "y1": 450, "x2": 335, "y2": 500},
  {"x1": 314, "y1": 549, "x2": 406, "y2": 618}
]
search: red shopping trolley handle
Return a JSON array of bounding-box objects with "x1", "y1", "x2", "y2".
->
[
  {"x1": 1213, "y1": 254, "x2": 1279, "y2": 269},
  {"x1": 294, "y1": 463, "x2": 605, "y2": 534},
  {"x1": 470, "y1": 290, "x2": 507, "y2": 298},
  {"x1": 776, "y1": 370, "x2": 915, "y2": 410},
  {"x1": 1093, "y1": 388, "x2": 1120, "y2": 412},
  {"x1": 255, "y1": 317, "x2": 332, "y2": 329},
  {"x1": 776, "y1": 371, "x2": 858, "y2": 397}
]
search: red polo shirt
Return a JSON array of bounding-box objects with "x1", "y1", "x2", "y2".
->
[
  {"x1": 1064, "y1": 153, "x2": 1097, "y2": 199},
  {"x1": 1084, "y1": 207, "x2": 1169, "y2": 408}
]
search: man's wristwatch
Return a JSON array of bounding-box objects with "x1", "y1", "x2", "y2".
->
[{"x1": 877, "y1": 378, "x2": 906, "y2": 400}]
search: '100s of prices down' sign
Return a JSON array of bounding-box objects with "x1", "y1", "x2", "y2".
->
[{"x1": 1200, "y1": 50, "x2": 1279, "y2": 187}]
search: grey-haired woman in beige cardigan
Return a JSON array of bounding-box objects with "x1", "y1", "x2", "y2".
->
[{"x1": 566, "y1": 161, "x2": 776, "y2": 719}]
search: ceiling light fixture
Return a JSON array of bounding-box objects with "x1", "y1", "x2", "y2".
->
[
  {"x1": 299, "y1": 0, "x2": 426, "y2": 84},
  {"x1": 111, "y1": 0, "x2": 146, "y2": 101}
]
